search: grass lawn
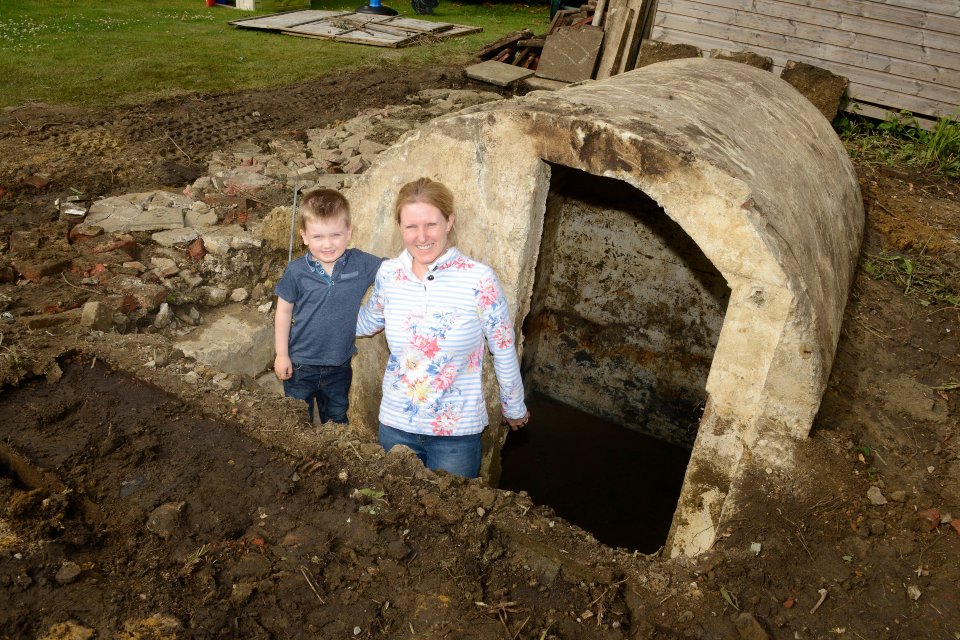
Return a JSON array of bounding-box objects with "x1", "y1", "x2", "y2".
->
[{"x1": 0, "y1": 0, "x2": 549, "y2": 108}]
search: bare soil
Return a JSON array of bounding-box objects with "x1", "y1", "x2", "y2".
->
[{"x1": 0, "y1": 63, "x2": 958, "y2": 640}]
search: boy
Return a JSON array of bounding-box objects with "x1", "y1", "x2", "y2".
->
[{"x1": 274, "y1": 189, "x2": 382, "y2": 424}]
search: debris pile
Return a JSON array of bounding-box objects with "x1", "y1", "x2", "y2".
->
[
  {"x1": 467, "y1": 0, "x2": 847, "y2": 112},
  {"x1": 2, "y1": 90, "x2": 505, "y2": 343},
  {"x1": 476, "y1": 3, "x2": 600, "y2": 74}
]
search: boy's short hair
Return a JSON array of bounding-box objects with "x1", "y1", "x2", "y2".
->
[{"x1": 299, "y1": 189, "x2": 351, "y2": 230}]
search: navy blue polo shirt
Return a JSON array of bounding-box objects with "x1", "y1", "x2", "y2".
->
[{"x1": 275, "y1": 248, "x2": 384, "y2": 366}]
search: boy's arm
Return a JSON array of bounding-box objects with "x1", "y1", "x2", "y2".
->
[{"x1": 274, "y1": 297, "x2": 294, "y2": 380}]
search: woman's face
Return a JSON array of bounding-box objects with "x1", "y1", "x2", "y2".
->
[{"x1": 399, "y1": 201, "x2": 454, "y2": 273}]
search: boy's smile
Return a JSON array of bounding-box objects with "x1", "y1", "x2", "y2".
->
[{"x1": 300, "y1": 217, "x2": 352, "y2": 273}]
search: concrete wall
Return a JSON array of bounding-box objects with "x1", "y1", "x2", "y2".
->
[
  {"x1": 346, "y1": 58, "x2": 864, "y2": 557},
  {"x1": 523, "y1": 169, "x2": 728, "y2": 448}
]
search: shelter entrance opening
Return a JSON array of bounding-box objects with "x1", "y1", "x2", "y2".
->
[{"x1": 499, "y1": 167, "x2": 731, "y2": 553}]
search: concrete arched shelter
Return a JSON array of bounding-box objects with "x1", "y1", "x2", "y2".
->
[{"x1": 347, "y1": 58, "x2": 864, "y2": 556}]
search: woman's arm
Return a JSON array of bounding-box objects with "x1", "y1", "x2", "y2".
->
[
  {"x1": 356, "y1": 270, "x2": 386, "y2": 337},
  {"x1": 477, "y1": 272, "x2": 529, "y2": 428}
]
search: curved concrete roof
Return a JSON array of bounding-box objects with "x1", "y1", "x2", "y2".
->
[{"x1": 348, "y1": 58, "x2": 864, "y2": 555}]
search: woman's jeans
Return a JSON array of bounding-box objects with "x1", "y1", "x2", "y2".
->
[
  {"x1": 283, "y1": 361, "x2": 352, "y2": 424},
  {"x1": 378, "y1": 423, "x2": 482, "y2": 478}
]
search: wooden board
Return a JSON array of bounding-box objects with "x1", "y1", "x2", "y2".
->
[
  {"x1": 656, "y1": 0, "x2": 960, "y2": 66},
  {"x1": 230, "y1": 9, "x2": 480, "y2": 48},
  {"x1": 229, "y1": 10, "x2": 350, "y2": 29},
  {"x1": 651, "y1": 25, "x2": 960, "y2": 118},
  {"x1": 657, "y1": 0, "x2": 960, "y2": 54},
  {"x1": 672, "y1": 0, "x2": 960, "y2": 38},
  {"x1": 641, "y1": 0, "x2": 960, "y2": 119}
]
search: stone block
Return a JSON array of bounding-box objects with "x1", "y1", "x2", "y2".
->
[
  {"x1": 535, "y1": 27, "x2": 604, "y2": 83},
  {"x1": 152, "y1": 228, "x2": 199, "y2": 248},
  {"x1": 175, "y1": 304, "x2": 274, "y2": 378},
  {"x1": 357, "y1": 139, "x2": 388, "y2": 155},
  {"x1": 185, "y1": 209, "x2": 218, "y2": 228},
  {"x1": 199, "y1": 225, "x2": 263, "y2": 255},
  {"x1": 25, "y1": 309, "x2": 82, "y2": 329},
  {"x1": 780, "y1": 60, "x2": 849, "y2": 122},
  {"x1": 80, "y1": 301, "x2": 114, "y2": 331},
  {"x1": 219, "y1": 170, "x2": 277, "y2": 195},
  {"x1": 635, "y1": 40, "x2": 701, "y2": 69},
  {"x1": 103, "y1": 276, "x2": 168, "y2": 313},
  {"x1": 464, "y1": 60, "x2": 534, "y2": 87},
  {"x1": 524, "y1": 76, "x2": 570, "y2": 92},
  {"x1": 314, "y1": 174, "x2": 348, "y2": 190},
  {"x1": 711, "y1": 50, "x2": 774, "y2": 71},
  {"x1": 342, "y1": 156, "x2": 368, "y2": 175},
  {"x1": 69, "y1": 223, "x2": 104, "y2": 242}
]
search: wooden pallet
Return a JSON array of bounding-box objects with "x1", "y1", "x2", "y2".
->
[{"x1": 230, "y1": 9, "x2": 481, "y2": 47}]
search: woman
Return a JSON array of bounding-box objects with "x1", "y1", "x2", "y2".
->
[{"x1": 357, "y1": 177, "x2": 530, "y2": 478}]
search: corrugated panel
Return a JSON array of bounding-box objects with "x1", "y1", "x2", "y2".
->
[{"x1": 649, "y1": 0, "x2": 960, "y2": 119}]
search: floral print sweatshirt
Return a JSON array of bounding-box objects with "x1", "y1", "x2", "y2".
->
[{"x1": 356, "y1": 247, "x2": 527, "y2": 436}]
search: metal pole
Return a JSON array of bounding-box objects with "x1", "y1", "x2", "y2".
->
[{"x1": 288, "y1": 185, "x2": 300, "y2": 264}]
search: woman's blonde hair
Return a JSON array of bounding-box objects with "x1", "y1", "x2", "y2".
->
[{"x1": 394, "y1": 178, "x2": 454, "y2": 224}]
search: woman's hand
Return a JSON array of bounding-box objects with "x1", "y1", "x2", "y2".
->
[{"x1": 505, "y1": 410, "x2": 530, "y2": 431}]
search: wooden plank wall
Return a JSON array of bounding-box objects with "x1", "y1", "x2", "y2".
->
[{"x1": 649, "y1": 0, "x2": 960, "y2": 121}]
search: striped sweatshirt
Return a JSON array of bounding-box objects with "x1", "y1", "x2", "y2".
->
[{"x1": 356, "y1": 247, "x2": 527, "y2": 436}]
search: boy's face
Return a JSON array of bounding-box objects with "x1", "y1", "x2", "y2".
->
[{"x1": 300, "y1": 217, "x2": 352, "y2": 268}]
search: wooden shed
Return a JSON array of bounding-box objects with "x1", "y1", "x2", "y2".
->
[{"x1": 598, "y1": 0, "x2": 960, "y2": 125}]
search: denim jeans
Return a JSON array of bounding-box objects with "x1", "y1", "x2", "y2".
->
[
  {"x1": 378, "y1": 423, "x2": 482, "y2": 478},
  {"x1": 283, "y1": 360, "x2": 352, "y2": 424}
]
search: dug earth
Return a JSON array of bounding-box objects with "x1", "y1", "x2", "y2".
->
[{"x1": 0, "y1": 63, "x2": 958, "y2": 639}]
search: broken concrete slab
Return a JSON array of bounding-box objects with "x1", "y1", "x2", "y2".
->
[
  {"x1": 213, "y1": 169, "x2": 278, "y2": 195},
  {"x1": 152, "y1": 229, "x2": 199, "y2": 248},
  {"x1": 535, "y1": 27, "x2": 604, "y2": 83},
  {"x1": 86, "y1": 191, "x2": 186, "y2": 233},
  {"x1": 780, "y1": 60, "x2": 849, "y2": 122},
  {"x1": 184, "y1": 206, "x2": 218, "y2": 228},
  {"x1": 464, "y1": 60, "x2": 534, "y2": 87},
  {"x1": 524, "y1": 76, "x2": 571, "y2": 92},
  {"x1": 199, "y1": 225, "x2": 263, "y2": 255},
  {"x1": 175, "y1": 304, "x2": 274, "y2": 378}
]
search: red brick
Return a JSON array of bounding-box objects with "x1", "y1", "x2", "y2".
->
[
  {"x1": 23, "y1": 174, "x2": 50, "y2": 189},
  {"x1": 14, "y1": 258, "x2": 72, "y2": 283},
  {"x1": 92, "y1": 234, "x2": 137, "y2": 257}
]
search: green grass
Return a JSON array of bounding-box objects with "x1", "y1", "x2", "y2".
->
[
  {"x1": 863, "y1": 250, "x2": 960, "y2": 308},
  {"x1": 0, "y1": 0, "x2": 549, "y2": 108},
  {"x1": 836, "y1": 110, "x2": 960, "y2": 179}
]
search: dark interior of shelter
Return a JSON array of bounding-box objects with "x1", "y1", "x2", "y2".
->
[{"x1": 499, "y1": 167, "x2": 731, "y2": 553}]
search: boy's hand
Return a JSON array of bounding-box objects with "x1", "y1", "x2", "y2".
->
[{"x1": 274, "y1": 355, "x2": 293, "y2": 380}]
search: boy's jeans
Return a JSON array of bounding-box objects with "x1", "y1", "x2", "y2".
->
[
  {"x1": 378, "y1": 423, "x2": 482, "y2": 478},
  {"x1": 283, "y1": 360, "x2": 352, "y2": 424}
]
